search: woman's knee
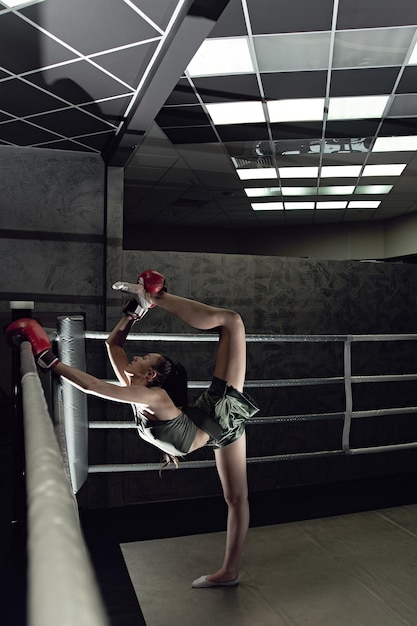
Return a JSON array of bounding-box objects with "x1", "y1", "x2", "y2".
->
[
  {"x1": 220, "y1": 309, "x2": 245, "y2": 334},
  {"x1": 222, "y1": 488, "x2": 248, "y2": 509}
]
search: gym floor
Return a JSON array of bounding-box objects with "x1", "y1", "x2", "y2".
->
[{"x1": 3, "y1": 473, "x2": 417, "y2": 626}]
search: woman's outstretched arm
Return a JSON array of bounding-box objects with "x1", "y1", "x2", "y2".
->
[{"x1": 105, "y1": 314, "x2": 136, "y2": 386}]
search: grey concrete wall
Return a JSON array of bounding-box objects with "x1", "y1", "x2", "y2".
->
[
  {"x1": 82, "y1": 251, "x2": 417, "y2": 508},
  {"x1": 0, "y1": 145, "x2": 105, "y2": 401}
]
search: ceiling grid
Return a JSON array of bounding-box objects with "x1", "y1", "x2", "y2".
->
[{"x1": 1, "y1": 0, "x2": 417, "y2": 230}]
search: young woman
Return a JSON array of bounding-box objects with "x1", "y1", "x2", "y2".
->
[{"x1": 6, "y1": 270, "x2": 259, "y2": 588}]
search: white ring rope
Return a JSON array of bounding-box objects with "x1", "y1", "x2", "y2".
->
[
  {"x1": 20, "y1": 341, "x2": 109, "y2": 626},
  {"x1": 62, "y1": 329, "x2": 417, "y2": 474}
]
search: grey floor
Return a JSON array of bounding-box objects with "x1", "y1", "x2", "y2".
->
[{"x1": 121, "y1": 504, "x2": 417, "y2": 626}]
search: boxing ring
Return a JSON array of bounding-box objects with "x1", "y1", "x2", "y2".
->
[{"x1": 14, "y1": 315, "x2": 417, "y2": 625}]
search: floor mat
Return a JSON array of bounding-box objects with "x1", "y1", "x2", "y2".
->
[{"x1": 121, "y1": 504, "x2": 417, "y2": 626}]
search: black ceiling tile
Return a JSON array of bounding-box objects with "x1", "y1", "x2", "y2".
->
[
  {"x1": 156, "y1": 105, "x2": 210, "y2": 127},
  {"x1": 0, "y1": 13, "x2": 76, "y2": 74},
  {"x1": 128, "y1": 0, "x2": 180, "y2": 30},
  {"x1": 0, "y1": 110, "x2": 12, "y2": 122},
  {"x1": 208, "y1": 0, "x2": 247, "y2": 37},
  {"x1": 0, "y1": 79, "x2": 64, "y2": 116},
  {"x1": 379, "y1": 118, "x2": 417, "y2": 135},
  {"x1": 193, "y1": 74, "x2": 261, "y2": 103},
  {"x1": 31, "y1": 108, "x2": 112, "y2": 136},
  {"x1": 0, "y1": 120, "x2": 60, "y2": 145},
  {"x1": 74, "y1": 131, "x2": 115, "y2": 151},
  {"x1": 164, "y1": 79, "x2": 199, "y2": 106},
  {"x1": 337, "y1": 0, "x2": 417, "y2": 28},
  {"x1": 216, "y1": 123, "x2": 269, "y2": 142},
  {"x1": 93, "y1": 41, "x2": 159, "y2": 89},
  {"x1": 261, "y1": 71, "x2": 327, "y2": 99},
  {"x1": 271, "y1": 121, "x2": 324, "y2": 140},
  {"x1": 247, "y1": 0, "x2": 334, "y2": 34},
  {"x1": 325, "y1": 120, "x2": 380, "y2": 138},
  {"x1": 26, "y1": 61, "x2": 131, "y2": 106},
  {"x1": 163, "y1": 126, "x2": 218, "y2": 143},
  {"x1": 38, "y1": 139, "x2": 94, "y2": 152},
  {"x1": 396, "y1": 67, "x2": 417, "y2": 94},
  {"x1": 330, "y1": 68, "x2": 400, "y2": 97},
  {"x1": 82, "y1": 96, "x2": 132, "y2": 125},
  {"x1": 22, "y1": 0, "x2": 160, "y2": 56}
]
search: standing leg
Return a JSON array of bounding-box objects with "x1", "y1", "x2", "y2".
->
[{"x1": 211, "y1": 434, "x2": 249, "y2": 583}]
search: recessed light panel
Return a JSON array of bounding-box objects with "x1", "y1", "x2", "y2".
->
[
  {"x1": 321, "y1": 165, "x2": 362, "y2": 177},
  {"x1": 408, "y1": 40, "x2": 417, "y2": 64},
  {"x1": 187, "y1": 38, "x2": 254, "y2": 77},
  {"x1": 328, "y1": 96, "x2": 389, "y2": 120},
  {"x1": 355, "y1": 185, "x2": 393, "y2": 194},
  {"x1": 348, "y1": 201, "x2": 381, "y2": 208},
  {"x1": 206, "y1": 101, "x2": 265, "y2": 125},
  {"x1": 237, "y1": 168, "x2": 277, "y2": 180},
  {"x1": 316, "y1": 201, "x2": 348, "y2": 209},
  {"x1": 362, "y1": 164, "x2": 407, "y2": 176},
  {"x1": 333, "y1": 28, "x2": 415, "y2": 69},
  {"x1": 373, "y1": 136, "x2": 417, "y2": 152},
  {"x1": 2, "y1": 0, "x2": 44, "y2": 5},
  {"x1": 279, "y1": 167, "x2": 318, "y2": 178},
  {"x1": 285, "y1": 202, "x2": 315, "y2": 209},
  {"x1": 318, "y1": 186, "x2": 355, "y2": 195},
  {"x1": 245, "y1": 187, "x2": 281, "y2": 197},
  {"x1": 267, "y1": 98, "x2": 324, "y2": 122},
  {"x1": 282, "y1": 187, "x2": 318, "y2": 196},
  {"x1": 251, "y1": 202, "x2": 284, "y2": 210}
]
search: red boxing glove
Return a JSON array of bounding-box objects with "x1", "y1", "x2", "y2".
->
[
  {"x1": 137, "y1": 270, "x2": 166, "y2": 294},
  {"x1": 5, "y1": 318, "x2": 59, "y2": 370}
]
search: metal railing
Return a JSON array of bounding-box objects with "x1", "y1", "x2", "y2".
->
[{"x1": 82, "y1": 331, "x2": 417, "y2": 473}]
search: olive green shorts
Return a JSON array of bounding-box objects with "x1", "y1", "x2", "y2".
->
[{"x1": 194, "y1": 376, "x2": 260, "y2": 449}]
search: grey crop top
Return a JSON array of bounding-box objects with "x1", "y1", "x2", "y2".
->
[{"x1": 132, "y1": 404, "x2": 197, "y2": 457}]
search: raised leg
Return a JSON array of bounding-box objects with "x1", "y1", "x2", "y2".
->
[
  {"x1": 152, "y1": 292, "x2": 246, "y2": 391},
  {"x1": 152, "y1": 290, "x2": 250, "y2": 586}
]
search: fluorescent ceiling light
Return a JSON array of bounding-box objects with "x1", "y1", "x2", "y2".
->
[
  {"x1": 316, "y1": 201, "x2": 348, "y2": 209},
  {"x1": 206, "y1": 101, "x2": 265, "y2": 125},
  {"x1": 348, "y1": 201, "x2": 381, "y2": 208},
  {"x1": 355, "y1": 185, "x2": 393, "y2": 194},
  {"x1": 321, "y1": 165, "x2": 362, "y2": 177},
  {"x1": 318, "y1": 186, "x2": 355, "y2": 195},
  {"x1": 285, "y1": 202, "x2": 315, "y2": 209},
  {"x1": 237, "y1": 168, "x2": 277, "y2": 180},
  {"x1": 187, "y1": 37, "x2": 254, "y2": 77},
  {"x1": 2, "y1": 0, "x2": 43, "y2": 5},
  {"x1": 408, "y1": 41, "x2": 417, "y2": 64},
  {"x1": 279, "y1": 167, "x2": 318, "y2": 178},
  {"x1": 267, "y1": 98, "x2": 324, "y2": 122},
  {"x1": 282, "y1": 187, "x2": 318, "y2": 196},
  {"x1": 245, "y1": 187, "x2": 281, "y2": 197},
  {"x1": 362, "y1": 164, "x2": 407, "y2": 176},
  {"x1": 328, "y1": 96, "x2": 389, "y2": 120},
  {"x1": 373, "y1": 136, "x2": 417, "y2": 152},
  {"x1": 251, "y1": 202, "x2": 284, "y2": 211}
]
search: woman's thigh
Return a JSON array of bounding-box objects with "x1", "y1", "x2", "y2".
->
[{"x1": 214, "y1": 433, "x2": 248, "y2": 501}]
